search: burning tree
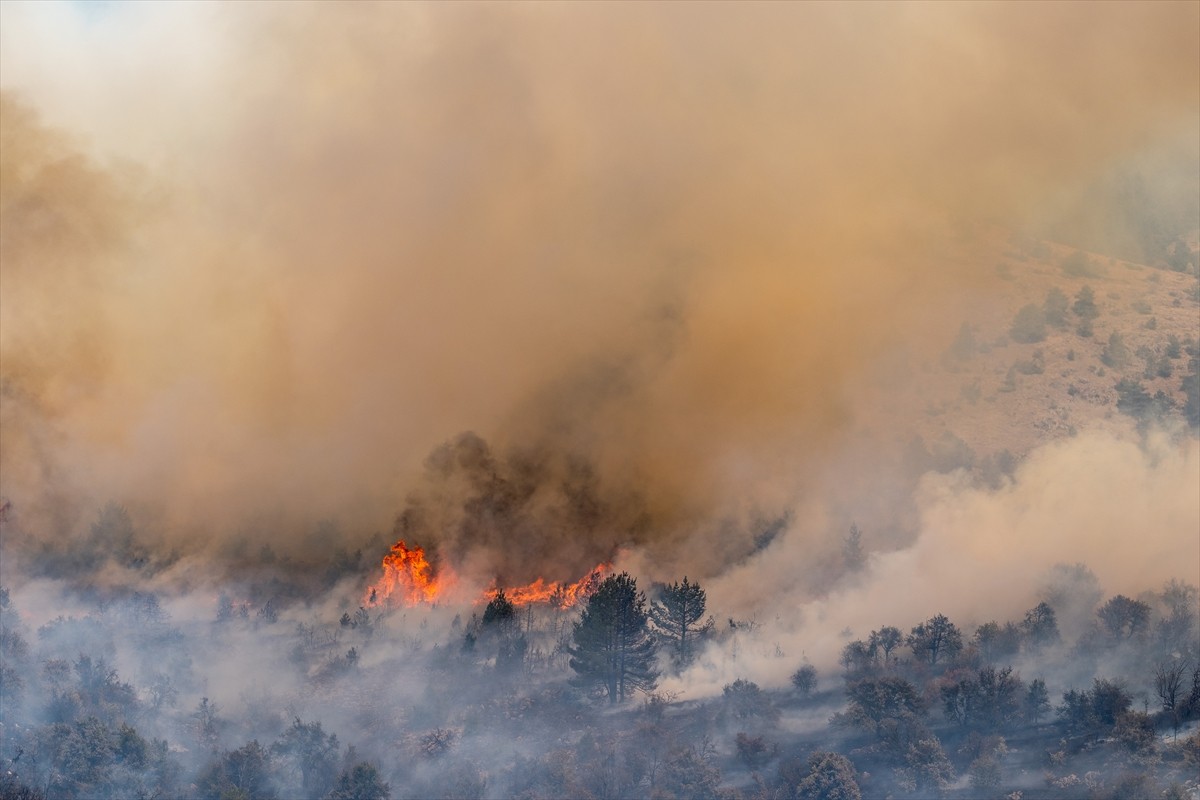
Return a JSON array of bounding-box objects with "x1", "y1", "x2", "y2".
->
[{"x1": 569, "y1": 572, "x2": 658, "y2": 704}]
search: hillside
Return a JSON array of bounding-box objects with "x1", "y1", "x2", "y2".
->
[{"x1": 866, "y1": 232, "x2": 1199, "y2": 468}]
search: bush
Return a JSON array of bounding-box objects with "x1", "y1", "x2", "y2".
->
[
  {"x1": 723, "y1": 679, "x2": 780, "y2": 724},
  {"x1": 1114, "y1": 712, "x2": 1157, "y2": 755},
  {"x1": 734, "y1": 732, "x2": 773, "y2": 769},
  {"x1": 1015, "y1": 350, "x2": 1045, "y2": 375}
]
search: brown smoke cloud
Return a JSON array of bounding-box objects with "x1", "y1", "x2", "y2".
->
[{"x1": 1, "y1": 3, "x2": 1197, "y2": 586}]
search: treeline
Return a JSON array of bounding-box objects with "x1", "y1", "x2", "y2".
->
[
  {"x1": 1, "y1": 564, "x2": 1199, "y2": 799},
  {"x1": 826, "y1": 581, "x2": 1200, "y2": 798}
]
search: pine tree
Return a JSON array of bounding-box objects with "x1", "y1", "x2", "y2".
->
[
  {"x1": 569, "y1": 573, "x2": 658, "y2": 704},
  {"x1": 482, "y1": 590, "x2": 516, "y2": 630},
  {"x1": 1025, "y1": 678, "x2": 1051, "y2": 724},
  {"x1": 649, "y1": 577, "x2": 711, "y2": 668}
]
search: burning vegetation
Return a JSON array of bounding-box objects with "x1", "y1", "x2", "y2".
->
[
  {"x1": 364, "y1": 538, "x2": 609, "y2": 611},
  {"x1": 1, "y1": 2, "x2": 1198, "y2": 800},
  {"x1": 363, "y1": 541, "x2": 448, "y2": 608},
  {"x1": 482, "y1": 566, "x2": 609, "y2": 610}
]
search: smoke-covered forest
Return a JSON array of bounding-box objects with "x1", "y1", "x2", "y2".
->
[
  {"x1": 2, "y1": 3, "x2": 1199, "y2": 799},
  {"x1": 2, "y1": 515, "x2": 1200, "y2": 799}
]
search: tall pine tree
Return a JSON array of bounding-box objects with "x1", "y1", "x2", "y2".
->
[
  {"x1": 649, "y1": 577, "x2": 711, "y2": 668},
  {"x1": 569, "y1": 573, "x2": 657, "y2": 704}
]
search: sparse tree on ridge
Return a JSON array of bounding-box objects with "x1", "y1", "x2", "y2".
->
[{"x1": 569, "y1": 572, "x2": 658, "y2": 704}]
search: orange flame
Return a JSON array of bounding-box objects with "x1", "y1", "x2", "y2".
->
[
  {"x1": 485, "y1": 565, "x2": 609, "y2": 609},
  {"x1": 364, "y1": 540, "x2": 451, "y2": 607},
  {"x1": 364, "y1": 538, "x2": 608, "y2": 610}
]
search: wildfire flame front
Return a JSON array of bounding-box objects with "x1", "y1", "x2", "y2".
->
[
  {"x1": 484, "y1": 566, "x2": 609, "y2": 609},
  {"x1": 364, "y1": 539, "x2": 609, "y2": 610}
]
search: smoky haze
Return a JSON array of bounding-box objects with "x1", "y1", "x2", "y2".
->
[
  {"x1": 4, "y1": 6, "x2": 1200, "y2": 800},
  {"x1": 1, "y1": 2, "x2": 1198, "y2": 589}
]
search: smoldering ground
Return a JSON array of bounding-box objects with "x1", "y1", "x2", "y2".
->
[{"x1": 1, "y1": 3, "x2": 1198, "y2": 612}]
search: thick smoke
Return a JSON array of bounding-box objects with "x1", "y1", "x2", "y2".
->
[
  {"x1": 1, "y1": 2, "x2": 1198, "y2": 593},
  {"x1": 662, "y1": 431, "x2": 1200, "y2": 695}
]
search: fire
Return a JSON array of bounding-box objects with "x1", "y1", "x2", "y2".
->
[
  {"x1": 485, "y1": 565, "x2": 609, "y2": 609},
  {"x1": 364, "y1": 540, "x2": 451, "y2": 607},
  {"x1": 364, "y1": 538, "x2": 608, "y2": 610}
]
